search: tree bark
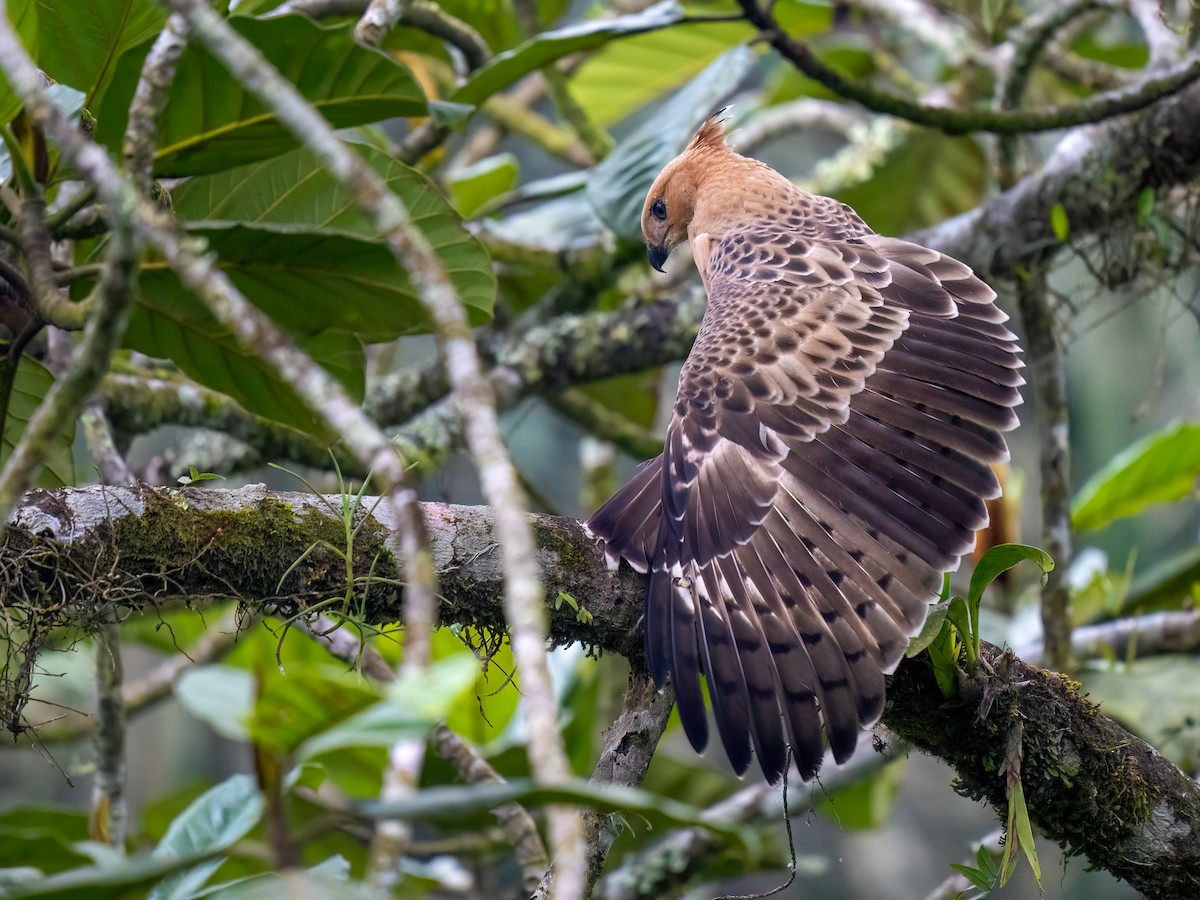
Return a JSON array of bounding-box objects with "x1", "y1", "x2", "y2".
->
[{"x1": 4, "y1": 484, "x2": 1200, "y2": 898}]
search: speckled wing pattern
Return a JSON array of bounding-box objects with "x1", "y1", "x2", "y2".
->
[{"x1": 587, "y1": 199, "x2": 1023, "y2": 783}]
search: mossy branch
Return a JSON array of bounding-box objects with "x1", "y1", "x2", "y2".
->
[
  {"x1": 737, "y1": 0, "x2": 1200, "y2": 135},
  {"x1": 4, "y1": 483, "x2": 1200, "y2": 898}
]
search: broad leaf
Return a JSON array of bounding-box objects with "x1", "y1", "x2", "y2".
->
[
  {"x1": 569, "y1": 1, "x2": 829, "y2": 127},
  {"x1": 0, "y1": 0, "x2": 40, "y2": 126},
  {"x1": 119, "y1": 289, "x2": 338, "y2": 435},
  {"x1": 148, "y1": 776, "x2": 264, "y2": 900},
  {"x1": 175, "y1": 666, "x2": 254, "y2": 743},
  {"x1": 0, "y1": 808, "x2": 92, "y2": 876},
  {"x1": 248, "y1": 666, "x2": 380, "y2": 755},
  {"x1": 298, "y1": 655, "x2": 479, "y2": 759},
  {"x1": 0, "y1": 850, "x2": 223, "y2": 899},
  {"x1": 11, "y1": 0, "x2": 164, "y2": 106},
  {"x1": 169, "y1": 144, "x2": 496, "y2": 333},
  {"x1": 587, "y1": 46, "x2": 756, "y2": 240},
  {"x1": 1072, "y1": 421, "x2": 1200, "y2": 531},
  {"x1": 1, "y1": 355, "x2": 77, "y2": 488},
  {"x1": 836, "y1": 131, "x2": 987, "y2": 234},
  {"x1": 362, "y1": 778, "x2": 749, "y2": 847},
  {"x1": 95, "y1": 16, "x2": 426, "y2": 176},
  {"x1": 447, "y1": 153, "x2": 519, "y2": 218},
  {"x1": 450, "y1": 0, "x2": 684, "y2": 107},
  {"x1": 569, "y1": 21, "x2": 749, "y2": 128}
]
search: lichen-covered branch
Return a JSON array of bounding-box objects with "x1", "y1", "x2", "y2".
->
[
  {"x1": 5, "y1": 484, "x2": 1200, "y2": 898},
  {"x1": 738, "y1": 0, "x2": 1200, "y2": 135},
  {"x1": 884, "y1": 646, "x2": 1200, "y2": 900}
]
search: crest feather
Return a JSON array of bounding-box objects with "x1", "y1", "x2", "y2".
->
[{"x1": 687, "y1": 109, "x2": 731, "y2": 152}]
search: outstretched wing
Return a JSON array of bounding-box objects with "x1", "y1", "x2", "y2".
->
[{"x1": 588, "y1": 224, "x2": 1022, "y2": 782}]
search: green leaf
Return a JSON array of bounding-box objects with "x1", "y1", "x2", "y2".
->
[
  {"x1": 0, "y1": 808, "x2": 92, "y2": 876},
  {"x1": 1072, "y1": 421, "x2": 1200, "y2": 531},
  {"x1": 174, "y1": 666, "x2": 254, "y2": 743},
  {"x1": 906, "y1": 600, "x2": 950, "y2": 658},
  {"x1": 1010, "y1": 780, "x2": 1041, "y2": 890},
  {"x1": 1050, "y1": 202, "x2": 1069, "y2": 242},
  {"x1": 587, "y1": 46, "x2": 755, "y2": 241},
  {"x1": 948, "y1": 862, "x2": 994, "y2": 893},
  {"x1": 968, "y1": 544, "x2": 1054, "y2": 609},
  {"x1": 119, "y1": 287, "x2": 333, "y2": 435},
  {"x1": 122, "y1": 138, "x2": 496, "y2": 433},
  {"x1": 148, "y1": 775, "x2": 264, "y2": 900},
  {"x1": 1, "y1": 354, "x2": 78, "y2": 488},
  {"x1": 836, "y1": 131, "x2": 987, "y2": 235},
  {"x1": 450, "y1": 0, "x2": 685, "y2": 107},
  {"x1": 0, "y1": 0, "x2": 40, "y2": 126},
  {"x1": 9, "y1": 0, "x2": 164, "y2": 106},
  {"x1": 200, "y1": 870, "x2": 380, "y2": 900},
  {"x1": 568, "y1": 21, "x2": 749, "y2": 128},
  {"x1": 1137, "y1": 187, "x2": 1156, "y2": 225},
  {"x1": 364, "y1": 778, "x2": 749, "y2": 844},
  {"x1": 298, "y1": 655, "x2": 480, "y2": 760},
  {"x1": 818, "y1": 759, "x2": 905, "y2": 829},
  {"x1": 447, "y1": 153, "x2": 519, "y2": 219},
  {"x1": 169, "y1": 144, "x2": 496, "y2": 332},
  {"x1": 0, "y1": 84, "x2": 86, "y2": 184},
  {"x1": 95, "y1": 16, "x2": 426, "y2": 176},
  {"x1": 0, "y1": 850, "x2": 224, "y2": 899},
  {"x1": 248, "y1": 666, "x2": 381, "y2": 756}
]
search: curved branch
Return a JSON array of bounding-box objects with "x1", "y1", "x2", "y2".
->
[{"x1": 737, "y1": 0, "x2": 1200, "y2": 135}]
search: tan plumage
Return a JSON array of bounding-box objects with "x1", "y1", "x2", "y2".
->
[{"x1": 585, "y1": 114, "x2": 1023, "y2": 782}]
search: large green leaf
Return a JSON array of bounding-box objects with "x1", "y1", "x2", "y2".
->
[
  {"x1": 0, "y1": 808, "x2": 92, "y2": 877},
  {"x1": 450, "y1": 0, "x2": 685, "y2": 107},
  {"x1": 148, "y1": 775, "x2": 264, "y2": 900},
  {"x1": 362, "y1": 778, "x2": 750, "y2": 846},
  {"x1": 298, "y1": 655, "x2": 479, "y2": 760},
  {"x1": 1, "y1": 354, "x2": 77, "y2": 488},
  {"x1": 1072, "y1": 421, "x2": 1200, "y2": 531},
  {"x1": 587, "y1": 47, "x2": 755, "y2": 240},
  {"x1": 248, "y1": 666, "x2": 381, "y2": 756},
  {"x1": 174, "y1": 666, "x2": 254, "y2": 743},
  {"x1": 0, "y1": 0, "x2": 40, "y2": 125},
  {"x1": 9, "y1": 0, "x2": 164, "y2": 106},
  {"x1": 569, "y1": 1, "x2": 829, "y2": 127},
  {"x1": 568, "y1": 21, "x2": 748, "y2": 128},
  {"x1": 94, "y1": 16, "x2": 426, "y2": 176},
  {"x1": 835, "y1": 130, "x2": 987, "y2": 234},
  {"x1": 119, "y1": 285, "x2": 342, "y2": 434},
  {"x1": 0, "y1": 850, "x2": 224, "y2": 899},
  {"x1": 169, "y1": 144, "x2": 495, "y2": 332}
]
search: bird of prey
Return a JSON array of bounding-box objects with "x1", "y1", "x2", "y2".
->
[{"x1": 586, "y1": 114, "x2": 1023, "y2": 783}]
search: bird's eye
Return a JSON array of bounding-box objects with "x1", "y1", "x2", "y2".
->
[{"x1": 650, "y1": 198, "x2": 667, "y2": 221}]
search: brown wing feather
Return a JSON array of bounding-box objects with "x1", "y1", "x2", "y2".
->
[{"x1": 587, "y1": 220, "x2": 1021, "y2": 782}]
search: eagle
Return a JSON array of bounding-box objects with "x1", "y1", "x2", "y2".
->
[{"x1": 585, "y1": 114, "x2": 1023, "y2": 782}]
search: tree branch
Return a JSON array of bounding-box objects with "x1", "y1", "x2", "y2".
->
[
  {"x1": 4, "y1": 484, "x2": 1200, "y2": 898},
  {"x1": 738, "y1": 0, "x2": 1200, "y2": 135}
]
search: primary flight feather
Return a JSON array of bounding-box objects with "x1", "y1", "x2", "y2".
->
[{"x1": 586, "y1": 114, "x2": 1023, "y2": 783}]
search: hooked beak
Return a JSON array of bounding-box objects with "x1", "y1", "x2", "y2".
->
[{"x1": 647, "y1": 243, "x2": 670, "y2": 272}]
